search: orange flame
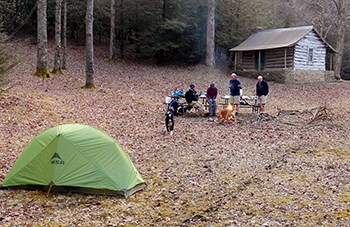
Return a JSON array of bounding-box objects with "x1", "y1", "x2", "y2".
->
[
  {"x1": 217, "y1": 104, "x2": 235, "y2": 122},
  {"x1": 226, "y1": 103, "x2": 233, "y2": 111},
  {"x1": 226, "y1": 104, "x2": 235, "y2": 121}
]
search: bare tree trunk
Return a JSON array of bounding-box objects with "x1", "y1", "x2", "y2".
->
[
  {"x1": 109, "y1": 0, "x2": 116, "y2": 60},
  {"x1": 35, "y1": 0, "x2": 52, "y2": 78},
  {"x1": 333, "y1": 0, "x2": 346, "y2": 80},
  {"x1": 162, "y1": 0, "x2": 167, "y2": 21},
  {"x1": 205, "y1": 0, "x2": 216, "y2": 68},
  {"x1": 119, "y1": 0, "x2": 124, "y2": 59},
  {"x1": 53, "y1": 0, "x2": 63, "y2": 74},
  {"x1": 62, "y1": 0, "x2": 67, "y2": 69},
  {"x1": 85, "y1": 0, "x2": 95, "y2": 88}
]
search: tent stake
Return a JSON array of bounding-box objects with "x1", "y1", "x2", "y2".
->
[{"x1": 46, "y1": 184, "x2": 53, "y2": 197}]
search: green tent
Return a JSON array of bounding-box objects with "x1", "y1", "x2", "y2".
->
[{"x1": 1, "y1": 124, "x2": 146, "y2": 198}]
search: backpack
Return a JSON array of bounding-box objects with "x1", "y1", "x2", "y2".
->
[
  {"x1": 169, "y1": 99, "x2": 180, "y2": 116},
  {"x1": 172, "y1": 90, "x2": 184, "y2": 98}
]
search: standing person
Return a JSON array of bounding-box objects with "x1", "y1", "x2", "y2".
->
[
  {"x1": 206, "y1": 82, "x2": 218, "y2": 120},
  {"x1": 229, "y1": 73, "x2": 242, "y2": 114},
  {"x1": 185, "y1": 83, "x2": 205, "y2": 116},
  {"x1": 256, "y1": 75, "x2": 269, "y2": 113}
]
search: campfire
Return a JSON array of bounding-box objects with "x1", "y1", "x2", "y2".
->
[
  {"x1": 217, "y1": 104, "x2": 235, "y2": 123},
  {"x1": 225, "y1": 104, "x2": 235, "y2": 121}
]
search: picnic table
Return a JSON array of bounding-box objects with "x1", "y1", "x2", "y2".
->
[
  {"x1": 165, "y1": 90, "x2": 259, "y2": 114},
  {"x1": 165, "y1": 92, "x2": 259, "y2": 114},
  {"x1": 221, "y1": 95, "x2": 259, "y2": 113}
]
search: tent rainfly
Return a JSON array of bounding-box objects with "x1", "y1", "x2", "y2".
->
[{"x1": 1, "y1": 124, "x2": 146, "y2": 198}]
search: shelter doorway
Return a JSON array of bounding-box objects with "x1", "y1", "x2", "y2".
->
[{"x1": 254, "y1": 50, "x2": 265, "y2": 70}]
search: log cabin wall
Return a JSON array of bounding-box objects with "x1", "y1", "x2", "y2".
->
[
  {"x1": 294, "y1": 31, "x2": 327, "y2": 70},
  {"x1": 265, "y1": 47, "x2": 294, "y2": 69},
  {"x1": 242, "y1": 51, "x2": 254, "y2": 70},
  {"x1": 241, "y1": 47, "x2": 294, "y2": 70}
]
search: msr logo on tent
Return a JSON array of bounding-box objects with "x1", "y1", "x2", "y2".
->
[{"x1": 50, "y1": 153, "x2": 65, "y2": 165}]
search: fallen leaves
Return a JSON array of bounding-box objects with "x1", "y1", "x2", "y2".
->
[{"x1": 0, "y1": 39, "x2": 350, "y2": 226}]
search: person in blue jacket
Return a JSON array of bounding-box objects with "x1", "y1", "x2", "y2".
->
[
  {"x1": 256, "y1": 75, "x2": 269, "y2": 113},
  {"x1": 229, "y1": 73, "x2": 242, "y2": 114}
]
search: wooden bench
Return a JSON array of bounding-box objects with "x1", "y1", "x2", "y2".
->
[
  {"x1": 240, "y1": 103, "x2": 259, "y2": 113},
  {"x1": 164, "y1": 94, "x2": 259, "y2": 115},
  {"x1": 220, "y1": 95, "x2": 259, "y2": 113}
]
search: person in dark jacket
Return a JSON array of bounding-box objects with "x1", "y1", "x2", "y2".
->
[
  {"x1": 206, "y1": 82, "x2": 218, "y2": 119},
  {"x1": 185, "y1": 83, "x2": 205, "y2": 115},
  {"x1": 229, "y1": 73, "x2": 242, "y2": 114},
  {"x1": 256, "y1": 75, "x2": 269, "y2": 113}
]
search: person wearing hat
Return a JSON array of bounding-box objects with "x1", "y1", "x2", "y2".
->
[
  {"x1": 185, "y1": 83, "x2": 205, "y2": 115},
  {"x1": 206, "y1": 82, "x2": 218, "y2": 119}
]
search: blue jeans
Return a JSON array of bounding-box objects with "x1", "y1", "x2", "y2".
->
[{"x1": 208, "y1": 98, "x2": 217, "y2": 117}]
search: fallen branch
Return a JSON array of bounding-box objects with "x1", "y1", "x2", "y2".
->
[
  {"x1": 276, "y1": 105, "x2": 335, "y2": 127},
  {"x1": 307, "y1": 105, "x2": 334, "y2": 125}
]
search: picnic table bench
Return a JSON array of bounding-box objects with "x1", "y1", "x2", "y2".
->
[
  {"x1": 220, "y1": 95, "x2": 259, "y2": 113},
  {"x1": 165, "y1": 93, "x2": 259, "y2": 114}
]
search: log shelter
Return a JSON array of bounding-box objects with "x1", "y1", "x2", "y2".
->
[{"x1": 229, "y1": 26, "x2": 336, "y2": 72}]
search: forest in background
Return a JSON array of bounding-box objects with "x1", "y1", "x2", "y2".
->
[{"x1": 0, "y1": 0, "x2": 349, "y2": 78}]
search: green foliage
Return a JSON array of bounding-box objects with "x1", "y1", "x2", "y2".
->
[
  {"x1": 0, "y1": 0, "x2": 280, "y2": 64},
  {"x1": 142, "y1": 19, "x2": 201, "y2": 64},
  {"x1": 124, "y1": 0, "x2": 206, "y2": 64},
  {"x1": 0, "y1": 0, "x2": 37, "y2": 36},
  {"x1": 0, "y1": 1, "x2": 16, "y2": 28},
  {"x1": 4, "y1": 0, "x2": 347, "y2": 69},
  {"x1": 216, "y1": 0, "x2": 275, "y2": 51},
  {"x1": 44, "y1": 0, "x2": 110, "y2": 45}
]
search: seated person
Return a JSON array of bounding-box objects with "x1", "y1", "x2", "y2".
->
[{"x1": 185, "y1": 83, "x2": 205, "y2": 115}]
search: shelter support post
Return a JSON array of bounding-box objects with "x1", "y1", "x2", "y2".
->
[
  {"x1": 284, "y1": 48, "x2": 287, "y2": 69},
  {"x1": 330, "y1": 53, "x2": 333, "y2": 70},
  {"x1": 234, "y1": 52, "x2": 237, "y2": 71}
]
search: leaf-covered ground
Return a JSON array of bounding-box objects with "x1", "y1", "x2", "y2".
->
[{"x1": 0, "y1": 39, "x2": 350, "y2": 226}]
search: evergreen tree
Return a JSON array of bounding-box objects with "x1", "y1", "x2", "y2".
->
[{"x1": 216, "y1": 0, "x2": 274, "y2": 52}]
